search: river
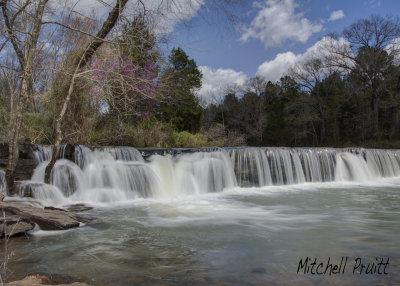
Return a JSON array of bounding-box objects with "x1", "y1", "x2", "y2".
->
[{"x1": 4, "y1": 146, "x2": 400, "y2": 285}]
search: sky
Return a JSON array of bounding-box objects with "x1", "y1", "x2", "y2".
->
[
  {"x1": 162, "y1": 0, "x2": 400, "y2": 103},
  {"x1": 53, "y1": 0, "x2": 400, "y2": 103}
]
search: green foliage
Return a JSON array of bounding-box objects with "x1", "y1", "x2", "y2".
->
[
  {"x1": 158, "y1": 47, "x2": 203, "y2": 133},
  {"x1": 171, "y1": 131, "x2": 208, "y2": 147},
  {"x1": 118, "y1": 16, "x2": 159, "y2": 67},
  {"x1": 6, "y1": 14, "x2": 400, "y2": 149},
  {"x1": 21, "y1": 113, "x2": 52, "y2": 144}
]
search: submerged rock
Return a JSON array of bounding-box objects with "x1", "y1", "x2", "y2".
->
[
  {"x1": 7, "y1": 273, "x2": 90, "y2": 286},
  {"x1": 66, "y1": 204, "x2": 93, "y2": 213}
]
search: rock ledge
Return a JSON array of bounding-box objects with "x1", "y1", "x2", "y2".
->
[{"x1": 0, "y1": 201, "x2": 83, "y2": 236}]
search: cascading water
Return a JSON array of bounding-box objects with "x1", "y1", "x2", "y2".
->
[
  {"x1": 32, "y1": 144, "x2": 69, "y2": 164},
  {"x1": 15, "y1": 181, "x2": 66, "y2": 205},
  {"x1": 14, "y1": 145, "x2": 400, "y2": 205},
  {"x1": 228, "y1": 147, "x2": 400, "y2": 187},
  {"x1": 97, "y1": 146, "x2": 144, "y2": 162},
  {"x1": 32, "y1": 145, "x2": 53, "y2": 163},
  {"x1": 150, "y1": 151, "x2": 237, "y2": 196},
  {"x1": 229, "y1": 147, "x2": 338, "y2": 186}
]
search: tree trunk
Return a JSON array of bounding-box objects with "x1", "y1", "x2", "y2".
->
[
  {"x1": 3, "y1": 0, "x2": 49, "y2": 189},
  {"x1": 44, "y1": 72, "x2": 77, "y2": 184},
  {"x1": 372, "y1": 96, "x2": 380, "y2": 140},
  {"x1": 5, "y1": 79, "x2": 28, "y2": 187},
  {"x1": 44, "y1": 0, "x2": 128, "y2": 184},
  {"x1": 320, "y1": 119, "x2": 326, "y2": 145}
]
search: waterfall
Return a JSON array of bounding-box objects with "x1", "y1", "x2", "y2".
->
[
  {"x1": 32, "y1": 144, "x2": 68, "y2": 164},
  {"x1": 150, "y1": 151, "x2": 237, "y2": 196},
  {"x1": 97, "y1": 146, "x2": 144, "y2": 162},
  {"x1": 14, "y1": 181, "x2": 67, "y2": 205},
  {"x1": 334, "y1": 152, "x2": 377, "y2": 181},
  {"x1": 229, "y1": 148, "x2": 337, "y2": 186},
  {"x1": 8, "y1": 145, "x2": 400, "y2": 205},
  {"x1": 228, "y1": 147, "x2": 400, "y2": 187},
  {"x1": 229, "y1": 148, "x2": 272, "y2": 187},
  {"x1": 32, "y1": 145, "x2": 53, "y2": 163}
]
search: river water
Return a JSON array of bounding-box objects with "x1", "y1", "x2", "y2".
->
[{"x1": 4, "y1": 146, "x2": 400, "y2": 285}]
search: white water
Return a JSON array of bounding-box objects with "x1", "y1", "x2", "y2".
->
[
  {"x1": 7, "y1": 146, "x2": 400, "y2": 286},
  {"x1": 16, "y1": 146, "x2": 400, "y2": 206}
]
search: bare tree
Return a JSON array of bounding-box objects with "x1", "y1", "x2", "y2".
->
[
  {"x1": 290, "y1": 53, "x2": 339, "y2": 144},
  {"x1": 0, "y1": 0, "x2": 243, "y2": 188},
  {"x1": 1, "y1": 0, "x2": 49, "y2": 188},
  {"x1": 324, "y1": 15, "x2": 400, "y2": 138},
  {"x1": 44, "y1": 0, "x2": 129, "y2": 183}
]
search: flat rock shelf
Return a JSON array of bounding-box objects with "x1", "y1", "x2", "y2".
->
[{"x1": 0, "y1": 201, "x2": 87, "y2": 237}]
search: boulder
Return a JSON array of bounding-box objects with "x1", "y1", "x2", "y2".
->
[
  {"x1": 61, "y1": 144, "x2": 75, "y2": 161},
  {"x1": 7, "y1": 273, "x2": 90, "y2": 286},
  {"x1": 0, "y1": 157, "x2": 37, "y2": 182},
  {"x1": 0, "y1": 201, "x2": 81, "y2": 230},
  {"x1": 0, "y1": 213, "x2": 35, "y2": 238},
  {"x1": 66, "y1": 204, "x2": 93, "y2": 213}
]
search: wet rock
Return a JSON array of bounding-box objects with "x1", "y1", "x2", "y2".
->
[
  {"x1": 8, "y1": 182, "x2": 43, "y2": 197},
  {"x1": 0, "y1": 158, "x2": 36, "y2": 182},
  {"x1": 0, "y1": 201, "x2": 81, "y2": 230},
  {"x1": 0, "y1": 143, "x2": 9, "y2": 158},
  {"x1": 7, "y1": 273, "x2": 91, "y2": 286},
  {"x1": 0, "y1": 143, "x2": 37, "y2": 182},
  {"x1": 66, "y1": 204, "x2": 93, "y2": 213},
  {"x1": 62, "y1": 144, "x2": 75, "y2": 161},
  {"x1": 250, "y1": 267, "x2": 267, "y2": 274},
  {"x1": 137, "y1": 147, "x2": 219, "y2": 160},
  {"x1": 0, "y1": 213, "x2": 35, "y2": 238}
]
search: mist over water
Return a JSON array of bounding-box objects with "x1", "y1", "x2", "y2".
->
[
  {"x1": 6, "y1": 146, "x2": 400, "y2": 285},
  {"x1": 24, "y1": 145, "x2": 400, "y2": 205}
]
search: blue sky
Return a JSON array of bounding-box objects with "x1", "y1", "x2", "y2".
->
[
  {"x1": 60, "y1": 0, "x2": 400, "y2": 103},
  {"x1": 165, "y1": 0, "x2": 400, "y2": 102}
]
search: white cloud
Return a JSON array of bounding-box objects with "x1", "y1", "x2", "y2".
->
[
  {"x1": 363, "y1": 0, "x2": 381, "y2": 8},
  {"x1": 386, "y1": 37, "x2": 400, "y2": 64},
  {"x1": 196, "y1": 66, "x2": 248, "y2": 104},
  {"x1": 240, "y1": 0, "x2": 322, "y2": 49},
  {"x1": 49, "y1": 0, "x2": 204, "y2": 34},
  {"x1": 328, "y1": 10, "x2": 345, "y2": 21},
  {"x1": 198, "y1": 37, "x2": 352, "y2": 103},
  {"x1": 256, "y1": 36, "x2": 349, "y2": 81},
  {"x1": 142, "y1": 0, "x2": 205, "y2": 34},
  {"x1": 256, "y1": 52, "x2": 298, "y2": 82}
]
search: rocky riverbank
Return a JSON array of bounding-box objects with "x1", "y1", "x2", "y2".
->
[
  {"x1": 0, "y1": 200, "x2": 95, "y2": 238},
  {"x1": 7, "y1": 273, "x2": 91, "y2": 286}
]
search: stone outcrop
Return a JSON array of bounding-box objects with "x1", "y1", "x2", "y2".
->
[
  {"x1": 0, "y1": 213, "x2": 35, "y2": 237},
  {"x1": 0, "y1": 143, "x2": 37, "y2": 182},
  {"x1": 7, "y1": 273, "x2": 90, "y2": 286},
  {"x1": 0, "y1": 201, "x2": 82, "y2": 231}
]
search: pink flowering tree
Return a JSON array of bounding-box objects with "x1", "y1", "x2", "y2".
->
[{"x1": 90, "y1": 53, "x2": 159, "y2": 118}]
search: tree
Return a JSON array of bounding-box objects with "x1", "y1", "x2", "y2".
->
[
  {"x1": 44, "y1": 0, "x2": 129, "y2": 183},
  {"x1": 158, "y1": 47, "x2": 203, "y2": 132},
  {"x1": 290, "y1": 56, "x2": 332, "y2": 144},
  {"x1": 325, "y1": 15, "x2": 400, "y2": 138},
  {"x1": 1, "y1": 0, "x2": 49, "y2": 188}
]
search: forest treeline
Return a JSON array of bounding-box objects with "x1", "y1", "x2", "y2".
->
[{"x1": 1, "y1": 10, "x2": 400, "y2": 152}]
